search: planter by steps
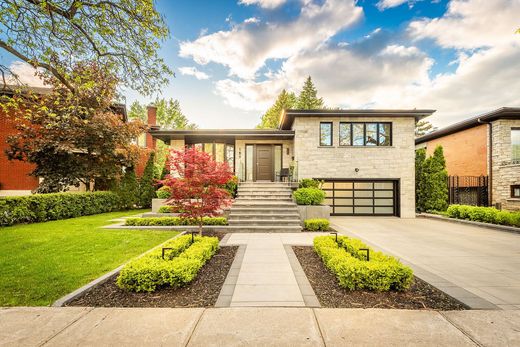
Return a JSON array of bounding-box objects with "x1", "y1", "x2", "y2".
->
[
  {"x1": 296, "y1": 205, "x2": 331, "y2": 223},
  {"x1": 151, "y1": 198, "x2": 166, "y2": 213}
]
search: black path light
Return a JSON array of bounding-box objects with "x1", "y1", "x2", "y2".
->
[
  {"x1": 359, "y1": 248, "x2": 370, "y2": 261},
  {"x1": 162, "y1": 247, "x2": 173, "y2": 260},
  {"x1": 330, "y1": 232, "x2": 338, "y2": 242}
]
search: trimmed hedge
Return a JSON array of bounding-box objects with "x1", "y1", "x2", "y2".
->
[
  {"x1": 314, "y1": 235, "x2": 413, "y2": 291},
  {"x1": 293, "y1": 187, "x2": 326, "y2": 205},
  {"x1": 125, "y1": 216, "x2": 228, "y2": 226},
  {"x1": 304, "y1": 218, "x2": 330, "y2": 231},
  {"x1": 446, "y1": 205, "x2": 520, "y2": 227},
  {"x1": 117, "y1": 235, "x2": 219, "y2": 292},
  {"x1": 158, "y1": 206, "x2": 177, "y2": 213},
  {"x1": 0, "y1": 191, "x2": 123, "y2": 226}
]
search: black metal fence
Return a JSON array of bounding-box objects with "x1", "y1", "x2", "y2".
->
[{"x1": 447, "y1": 176, "x2": 489, "y2": 206}]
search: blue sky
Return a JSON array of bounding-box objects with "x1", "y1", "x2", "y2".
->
[{"x1": 2, "y1": 0, "x2": 520, "y2": 129}]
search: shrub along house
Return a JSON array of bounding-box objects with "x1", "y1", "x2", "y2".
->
[
  {"x1": 416, "y1": 107, "x2": 520, "y2": 211},
  {"x1": 150, "y1": 108, "x2": 435, "y2": 218}
]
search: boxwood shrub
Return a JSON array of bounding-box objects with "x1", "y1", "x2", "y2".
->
[
  {"x1": 293, "y1": 187, "x2": 326, "y2": 205},
  {"x1": 0, "y1": 191, "x2": 123, "y2": 226},
  {"x1": 446, "y1": 205, "x2": 520, "y2": 227},
  {"x1": 125, "y1": 216, "x2": 228, "y2": 226},
  {"x1": 117, "y1": 235, "x2": 219, "y2": 292},
  {"x1": 158, "y1": 206, "x2": 177, "y2": 213},
  {"x1": 314, "y1": 235, "x2": 413, "y2": 291},
  {"x1": 304, "y1": 218, "x2": 330, "y2": 231},
  {"x1": 156, "y1": 186, "x2": 171, "y2": 199}
]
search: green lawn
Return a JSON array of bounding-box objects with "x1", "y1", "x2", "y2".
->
[{"x1": 0, "y1": 210, "x2": 178, "y2": 306}]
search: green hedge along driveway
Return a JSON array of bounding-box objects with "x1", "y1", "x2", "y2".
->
[{"x1": 0, "y1": 210, "x2": 178, "y2": 306}]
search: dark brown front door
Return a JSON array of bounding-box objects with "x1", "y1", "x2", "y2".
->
[{"x1": 256, "y1": 145, "x2": 273, "y2": 181}]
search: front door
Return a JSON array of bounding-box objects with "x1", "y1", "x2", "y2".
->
[{"x1": 255, "y1": 145, "x2": 273, "y2": 181}]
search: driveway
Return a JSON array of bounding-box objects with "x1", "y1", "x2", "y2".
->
[{"x1": 331, "y1": 217, "x2": 520, "y2": 310}]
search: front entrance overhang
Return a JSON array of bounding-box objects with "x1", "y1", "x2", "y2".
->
[{"x1": 149, "y1": 129, "x2": 295, "y2": 143}]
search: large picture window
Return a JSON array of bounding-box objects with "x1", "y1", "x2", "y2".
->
[
  {"x1": 339, "y1": 122, "x2": 392, "y2": 147},
  {"x1": 320, "y1": 122, "x2": 333, "y2": 146},
  {"x1": 188, "y1": 142, "x2": 234, "y2": 169}
]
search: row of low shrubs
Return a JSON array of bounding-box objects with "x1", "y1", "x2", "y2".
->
[
  {"x1": 446, "y1": 205, "x2": 520, "y2": 227},
  {"x1": 117, "y1": 235, "x2": 219, "y2": 292},
  {"x1": 0, "y1": 191, "x2": 124, "y2": 226},
  {"x1": 158, "y1": 206, "x2": 178, "y2": 213},
  {"x1": 304, "y1": 218, "x2": 330, "y2": 231},
  {"x1": 124, "y1": 216, "x2": 228, "y2": 226},
  {"x1": 314, "y1": 235, "x2": 413, "y2": 291}
]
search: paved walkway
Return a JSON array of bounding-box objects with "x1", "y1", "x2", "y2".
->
[
  {"x1": 331, "y1": 217, "x2": 520, "y2": 310},
  {"x1": 1, "y1": 307, "x2": 519, "y2": 346},
  {"x1": 221, "y1": 233, "x2": 328, "y2": 307}
]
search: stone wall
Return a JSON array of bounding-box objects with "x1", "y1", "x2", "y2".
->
[
  {"x1": 292, "y1": 116, "x2": 417, "y2": 218},
  {"x1": 491, "y1": 119, "x2": 520, "y2": 211}
]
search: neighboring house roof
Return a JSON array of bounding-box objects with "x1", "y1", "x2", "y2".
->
[
  {"x1": 415, "y1": 107, "x2": 520, "y2": 145},
  {"x1": 149, "y1": 129, "x2": 295, "y2": 142},
  {"x1": 279, "y1": 109, "x2": 436, "y2": 130}
]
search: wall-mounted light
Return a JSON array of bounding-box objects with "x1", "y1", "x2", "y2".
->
[
  {"x1": 286, "y1": 147, "x2": 290, "y2": 155},
  {"x1": 355, "y1": 168, "x2": 359, "y2": 172}
]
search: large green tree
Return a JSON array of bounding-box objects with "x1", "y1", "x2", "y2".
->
[
  {"x1": 128, "y1": 101, "x2": 147, "y2": 123},
  {"x1": 128, "y1": 98, "x2": 197, "y2": 129},
  {"x1": 415, "y1": 148, "x2": 427, "y2": 211},
  {"x1": 0, "y1": 0, "x2": 170, "y2": 95},
  {"x1": 3, "y1": 62, "x2": 145, "y2": 193},
  {"x1": 296, "y1": 76, "x2": 324, "y2": 109},
  {"x1": 417, "y1": 146, "x2": 449, "y2": 212},
  {"x1": 257, "y1": 89, "x2": 296, "y2": 129}
]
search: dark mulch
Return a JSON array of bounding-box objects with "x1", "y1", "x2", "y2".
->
[
  {"x1": 67, "y1": 233, "x2": 236, "y2": 308},
  {"x1": 293, "y1": 246, "x2": 467, "y2": 310}
]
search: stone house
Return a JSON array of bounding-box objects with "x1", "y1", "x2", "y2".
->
[
  {"x1": 151, "y1": 108, "x2": 435, "y2": 218},
  {"x1": 415, "y1": 107, "x2": 520, "y2": 211}
]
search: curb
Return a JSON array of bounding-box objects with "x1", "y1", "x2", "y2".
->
[
  {"x1": 417, "y1": 213, "x2": 520, "y2": 234},
  {"x1": 52, "y1": 231, "x2": 187, "y2": 307}
]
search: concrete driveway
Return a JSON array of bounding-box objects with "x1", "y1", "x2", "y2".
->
[{"x1": 331, "y1": 217, "x2": 520, "y2": 310}]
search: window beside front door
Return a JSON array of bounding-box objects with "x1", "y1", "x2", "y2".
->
[
  {"x1": 512, "y1": 128, "x2": 520, "y2": 163},
  {"x1": 320, "y1": 122, "x2": 333, "y2": 146}
]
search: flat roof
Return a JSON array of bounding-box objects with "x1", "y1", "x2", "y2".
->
[
  {"x1": 415, "y1": 107, "x2": 520, "y2": 144},
  {"x1": 279, "y1": 109, "x2": 436, "y2": 129},
  {"x1": 150, "y1": 129, "x2": 295, "y2": 142}
]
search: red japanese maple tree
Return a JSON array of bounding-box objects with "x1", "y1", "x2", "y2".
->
[{"x1": 161, "y1": 146, "x2": 233, "y2": 235}]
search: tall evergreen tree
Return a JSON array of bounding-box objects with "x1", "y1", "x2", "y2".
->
[
  {"x1": 422, "y1": 146, "x2": 449, "y2": 212},
  {"x1": 117, "y1": 166, "x2": 139, "y2": 210},
  {"x1": 296, "y1": 76, "x2": 324, "y2": 109},
  {"x1": 139, "y1": 152, "x2": 156, "y2": 208},
  {"x1": 257, "y1": 89, "x2": 297, "y2": 129},
  {"x1": 415, "y1": 148, "x2": 427, "y2": 211}
]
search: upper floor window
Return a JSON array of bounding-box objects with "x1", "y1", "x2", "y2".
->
[
  {"x1": 320, "y1": 122, "x2": 333, "y2": 146},
  {"x1": 512, "y1": 185, "x2": 520, "y2": 198},
  {"x1": 339, "y1": 122, "x2": 392, "y2": 146},
  {"x1": 512, "y1": 128, "x2": 520, "y2": 162}
]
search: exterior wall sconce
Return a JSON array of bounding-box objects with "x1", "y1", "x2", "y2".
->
[{"x1": 355, "y1": 168, "x2": 360, "y2": 172}]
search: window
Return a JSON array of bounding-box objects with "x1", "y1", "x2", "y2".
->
[
  {"x1": 339, "y1": 122, "x2": 392, "y2": 146},
  {"x1": 246, "y1": 144, "x2": 254, "y2": 181},
  {"x1": 512, "y1": 185, "x2": 520, "y2": 198},
  {"x1": 512, "y1": 128, "x2": 520, "y2": 162},
  {"x1": 320, "y1": 122, "x2": 333, "y2": 146},
  {"x1": 189, "y1": 143, "x2": 233, "y2": 166},
  {"x1": 225, "y1": 144, "x2": 234, "y2": 170}
]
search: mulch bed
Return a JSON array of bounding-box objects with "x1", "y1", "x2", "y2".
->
[
  {"x1": 293, "y1": 246, "x2": 467, "y2": 310},
  {"x1": 67, "y1": 232, "x2": 236, "y2": 308}
]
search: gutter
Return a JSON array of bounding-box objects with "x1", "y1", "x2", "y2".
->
[{"x1": 477, "y1": 118, "x2": 493, "y2": 206}]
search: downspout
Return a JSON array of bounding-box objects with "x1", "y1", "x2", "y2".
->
[{"x1": 478, "y1": 118, "x2": 493, "y2": 206}]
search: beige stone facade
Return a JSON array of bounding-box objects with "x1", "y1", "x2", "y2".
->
[
  {"x1": 491, "y1": 119, "x2": 520, "y2": 211},
  {"x1": 292, "y1": 116, "x2": 416, "y2": 218}
]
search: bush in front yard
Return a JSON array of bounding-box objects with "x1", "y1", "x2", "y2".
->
[
  {"x1": 298, "y1": 178, "x2": 323, "y2": 189},
  {"x1": 446, "y1": 205, "x2": 520, "y2": 227},
  {"x1": 158, "y1": 206, "x2": 177, "y2": 213},
  {"x1": 156, "y1": 185, "x2": 171, "y2": 199},
  {"x1": 293, "y1": 187, "x2": 326, "y2": 205},
  {"x1": 0, "y1": 191, "x2": 123, "y2": 226},
  {"x1": 125, "y1": 216, "x2": 227, "y2": 226},
  {"x1": 117, "y1": 235, "x2": 219, "y2": 292},
  {"x1": 314, "y1": 235, "x2": 413, "y2": 291},
  {"x1": 304, "y1": 218, "x2": 330, "y2": 231}
]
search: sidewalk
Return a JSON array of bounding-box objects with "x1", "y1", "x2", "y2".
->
[{"x1": 1, "y1": 307, "x2": 518, "y2": 346}]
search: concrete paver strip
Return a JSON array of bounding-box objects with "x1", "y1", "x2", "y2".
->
[
  {"x1": 187, "y1": 307, "x2": 324, "y2": 346},
  {"x1": 331, "y1": 217, "x2": 520, "y2": 309},
  {"x1": 42, "y1": 307, "x2": 204, "y2": 346},
  {"x1": 314, "y1": 308, "x2": 477, "y2": 347},
  {"x1": 0, "y1": 307, "x2": 92, "y2": 347},
  {"x1": 442, "y1": 310, "x2": 520, "y2": 347}
]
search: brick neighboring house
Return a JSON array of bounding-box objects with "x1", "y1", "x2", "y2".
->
[
  {"x1": 415, "y1": 107, "x2": 520, "y2": 211},
  {"x1": 0, "y1": 87, "x2": 132, "y2": 196},
  {"x1": 150, "y1": 109, "x2": 434, "y2": 218}
]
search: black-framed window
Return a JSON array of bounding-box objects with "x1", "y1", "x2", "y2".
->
[
  {"x1": 512, "y1": 185, "x2": 520, "y2": 198},
  {"x1": 512, "y1": 128, "x2": 520, "y2": 162},
  {"x1": 320, "y1": 122, "x2": 333, "y2": 146},
  {"x1": 339, "y1": 122, "x2": 392, "y2": 147}
]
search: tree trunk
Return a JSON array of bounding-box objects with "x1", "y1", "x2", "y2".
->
[{"x1": 198, "y1": 216, "x2": 203, "y2": 236}]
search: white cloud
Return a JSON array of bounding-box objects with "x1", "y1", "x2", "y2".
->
[
  {"x1": 376, "y1": 0, "x2": 409, "y2": 10},
  {"x1": 179, "y1": 0, "x2": 363, "y2": 79},
  {"x1": 239, "y1": 0, "x2": 287, "y2": 9},
  {"x1": 408, "y1": 0, "x2": 520, "y2": 49},
  {"x1": 6, "y1": 61, "x2": 46, "y2": 87},
  {"x1": 178, "y1": 66, "x2": 210, "y2": 80}
]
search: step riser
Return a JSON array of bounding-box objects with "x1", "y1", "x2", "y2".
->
[
  {"x1": 230, "y1": 209, "x2": 299, "y2": 215},
  {"x1": 228, "y1": 215, "x2": 300, "y2": 220},
  {"x1": 236, "y1": 198, "x2": 293, "y2": 201},
  {"x1": 238, "y1": 195, "x2": 292, "y2": 199},
  {"x1": 228, "y1": 220, "x2": 301, "y2": 226}
]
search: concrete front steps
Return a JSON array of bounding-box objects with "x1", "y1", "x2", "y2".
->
[{"x1": 228, "y1": 182, "x2": 302, "y2": 233}]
